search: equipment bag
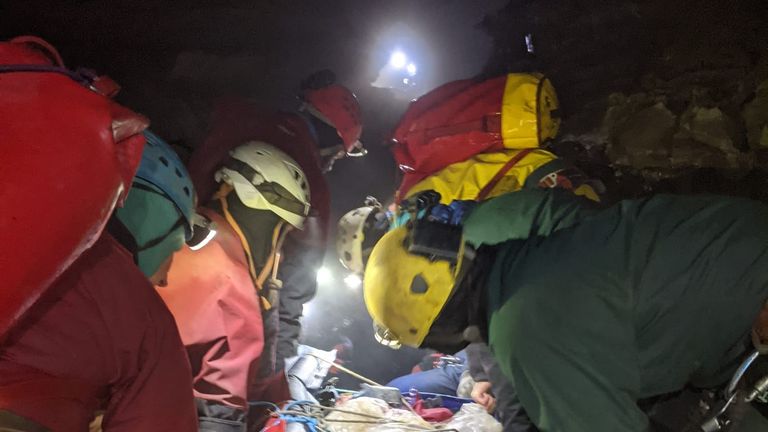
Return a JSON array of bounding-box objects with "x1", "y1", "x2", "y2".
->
[{"x1": 391, "y1": 73, "x2": 560, "y2": 192}]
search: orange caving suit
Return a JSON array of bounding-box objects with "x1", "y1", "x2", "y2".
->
[{"x1": 158, "y1": 209, "x2": 290, "y2": 430}]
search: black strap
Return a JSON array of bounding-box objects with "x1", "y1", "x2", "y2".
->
[
  {"x1": 108, "y1": 194, "x2": 184, "y2": 259},
  {"x1": 124, "y1": 182, "x2": 186, "y2": 251},
  {"x1": 196, "y1": 399, "x2": 246, "y2": 432},
  {"x1": 225, "y1": 159, "x2": 308, "y2": 216},
  {"x1": 136, "y1": 217, "x2": 185, "y2": 251},
  {"x1": 0, "y1": 65, "x2": 92, "y2": 86},
  {"x1": 106, "y1": 217, "x2": 139, "y2": 264},
  {"x1": 130, "y1": 181, "x2": 166, "y2": 197}
]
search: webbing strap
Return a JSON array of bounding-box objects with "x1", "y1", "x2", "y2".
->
[
  {"x1": 224, "y1": 159, "x2": 308, "y2": 217},
  {"x1": 0, "y1": 65, "x2": 76, "y2": 78},
  {"x1": 253, "y1": 222, "x2": 291, "y2": 310},
  {"x1": 476, "y1": 148, "x2": 534, "y2": 201},
  {"x1": 216, "y1": 184, "x2": 290, "y2": 310}
]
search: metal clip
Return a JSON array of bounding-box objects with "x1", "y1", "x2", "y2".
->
[
  {"x1": 700, "y1": 350, "x2": 763, "y2": 431},
  {"x1": 701, "y1": 393, "x2": 737, "y2": 431},
  {"x1": 746, "y1": 374, "x2": 768, "y2": 403}
]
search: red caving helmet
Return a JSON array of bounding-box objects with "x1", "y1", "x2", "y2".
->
[
  {"x1": 0, "y1": 36, "x2": 149, "y2": 336},
  {"x1": 302, "y1": 84, "x2": 365, "y2": 157}
]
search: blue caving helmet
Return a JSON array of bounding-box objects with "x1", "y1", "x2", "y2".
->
[{"x1": 134, "y1": 130, "x2": 197, "y2": 239}]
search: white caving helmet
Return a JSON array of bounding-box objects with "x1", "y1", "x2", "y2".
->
[
  {"x1": 336, "y1": 197, "x2": 385, "y2": 274},
  {"x1": 216, "y1": 141, "x2": 311, "y2": 229}
]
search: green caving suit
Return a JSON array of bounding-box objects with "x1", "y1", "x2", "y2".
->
[{"x1": 462, "y1": 189, "x2": 768, "y2": 432}]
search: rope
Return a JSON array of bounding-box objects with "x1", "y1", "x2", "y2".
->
[
  {"x1": 306, "y1": 353, "x2": 381, "y2": 386},
  {"x1": 216, "y1": 185, "x2": 259, "y2": 284},
  {"x1": 270, "y1": 378, "x2": 465, "y2": 431},
  {"x1": 257, "y1": 220, "x2": 288, "y2": 289},
  {"x1": 279, "y1": 413, "x2": 320, "y2": 432},
  {"x1": 295, "y1": 356, "x2": 428, "y2": 425},
  {"x1": 277, "y1": 401, "x2": 465, "y2": 432},
  {"x1": 215, "y1": 183, "x2": 291, "y2": 310}
]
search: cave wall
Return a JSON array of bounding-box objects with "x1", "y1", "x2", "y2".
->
[{"x1": 481, "y1": 0, "x2": 768, "y2": 201}]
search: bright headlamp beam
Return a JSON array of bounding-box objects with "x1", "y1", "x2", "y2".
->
[
  {"x1": 316, "y1": 266, "x2": 334, "y2": 285},
  {"x1": 343, "y1": 273, "x2": 362, "y2": 289},
  {"x1": 389, "y1": 50, "x2": 407, "y2": 69},
  {"x1": 189, "y1": 228, "x2": 217, "y2": 251}
]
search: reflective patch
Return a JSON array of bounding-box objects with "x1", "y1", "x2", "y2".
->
[{"x1": 538, "y1": 167, "x2": 587, "y2": 190}]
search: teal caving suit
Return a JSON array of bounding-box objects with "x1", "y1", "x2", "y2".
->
[{"x1": 462, "y1": 189, "x2": 768, "y2": 432}]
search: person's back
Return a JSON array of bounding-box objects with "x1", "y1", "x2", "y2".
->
[
  {"x1": 469, "y1": 190, "x2": 768, "y2": 431},
  {"x1": 0, "y1": 38, "x2": 198, "y2": 431},
  {"x1": 189, "y1": 74, "x2": 364, "y2": 374},
  {"x1": 0, "y1": 234, "x2": 197, "y2": 431},
  {"x1": 157, "y1": 208, "x2": 291, "y2": 422},
  {"x1": 160, "y1": 142, "x2": 311, "y2": 431},
  {"x1": 363, "y1": 188, "x2": 768, "y2": 431}
]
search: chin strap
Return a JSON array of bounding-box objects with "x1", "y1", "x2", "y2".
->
[{"x1": 106, "y1": 216, "x2": 139, "y2": 264}]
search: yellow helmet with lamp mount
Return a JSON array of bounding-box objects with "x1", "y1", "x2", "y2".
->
[{"x1": 363, "y1": 217, "x2": 467, "y2": 349}]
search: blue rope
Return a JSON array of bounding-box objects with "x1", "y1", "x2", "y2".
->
[
  {"x1": 283, "y1": 399, "x2": 316, "y2": 411},
  {"x1": 277, "y1": 400, "x2": 322, "y2": 432},
  {"x1": 279, "y1": 413, "x2": 319, "y2": 432}
]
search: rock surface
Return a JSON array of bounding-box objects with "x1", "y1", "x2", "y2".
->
[{"x1": 481, "y1": 0, "x2": 768, "y2": 199}]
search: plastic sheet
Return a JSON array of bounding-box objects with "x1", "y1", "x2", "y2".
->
[
  {"x1": 402, "y1": 391, "x2": 474, "y2": 413},
  {"x1": 284, "y1": 345, "x2": 337, "y2": 389},
  {"x1": 326, "y1": 397, "x2": 431, "y2": 432},
  {"x1": 443, "y1": 403, "x2": 502, "y2": 432}
]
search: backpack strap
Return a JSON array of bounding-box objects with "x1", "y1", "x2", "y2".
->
[{"x1": 476, "y1": 148, "x2": 534, "y2": 201}]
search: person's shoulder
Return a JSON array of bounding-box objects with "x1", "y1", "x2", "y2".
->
[
  {"x1": 79, "y1": 233, "x2": 144, "y2": 278},
  {"x1": 66, "y1": 233, "x2": 170, "y2": 316}
]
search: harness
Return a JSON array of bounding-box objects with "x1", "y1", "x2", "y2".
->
[{"x1": 216, "y1": 184, "x2": 292, "y2": 310}]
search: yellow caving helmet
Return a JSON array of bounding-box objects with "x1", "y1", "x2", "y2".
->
[{"x1": 363, "y1": 225, "x2": 463, "y2": 349}]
